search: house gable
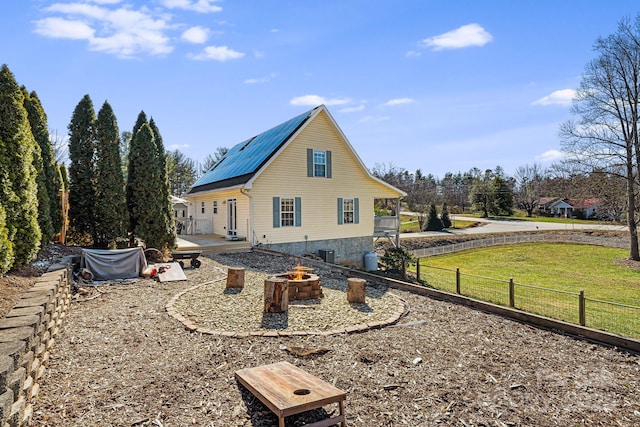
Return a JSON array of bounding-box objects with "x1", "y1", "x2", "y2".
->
[{"x1": 249, "y1": 108, "x2": 403, "y2": 243}]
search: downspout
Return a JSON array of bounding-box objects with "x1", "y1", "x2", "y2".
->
[{"x1": 240, "y1": 187, "x2": 254, "y2": 247}]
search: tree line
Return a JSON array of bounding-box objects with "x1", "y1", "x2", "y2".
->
[
  {"x1": 0, "y1": 65, "x2": 64, "y2": 274},
  {"x1": 67, "y1": 95, "x2": 176, "y2": 252}
]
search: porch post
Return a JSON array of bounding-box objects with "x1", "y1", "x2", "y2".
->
[{"x1": 396, "y1": 198, "x2": 401, "y2": 247}]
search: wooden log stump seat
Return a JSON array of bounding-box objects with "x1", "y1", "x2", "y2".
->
[
  {"x1": 226, "y1": 267, "x2": 245, "y2": 289},
  {"x1": 264, "y1": 277, "x2": 289, "y2": 313},
  {"x1": 347, "y1": 278, "x2": 366, "y2": 303}
]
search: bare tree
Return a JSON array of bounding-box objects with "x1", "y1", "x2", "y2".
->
[
  {"x1": 49, "y1": 129, "x2": 68, "y2": 164},
  {"x1": 514, "y1": 164, "x2": 546, "y2": 217},
  {"x1": 560, "y1": 15, "x2": 640, "y2": 260},
  {"x1": 199, "y1": 146, "x2": 229, "y2": 175}
]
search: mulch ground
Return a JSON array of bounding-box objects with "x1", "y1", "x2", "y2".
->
[
  {"x1": 1, "y1": 239, "x2": 639, "y2": 426},
  {"x1": 21, "y1": 249, "x2": 640, "y2": 427}
]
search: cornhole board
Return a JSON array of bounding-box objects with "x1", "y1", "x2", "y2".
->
[
  {"x1": 235, "y1": 361, "x2": 347, "y2": 427},
  {"x1": 154, "y1": 262, "x2": 187, "y2": 282}
]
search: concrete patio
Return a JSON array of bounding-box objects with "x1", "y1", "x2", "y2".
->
[{"x1": 175, "y1": 233, "x2": 251, "y2": 253}]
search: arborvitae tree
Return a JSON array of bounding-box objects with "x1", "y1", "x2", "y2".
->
[
  {"x1": 128, "y1": 123, "x2": 175, "y2": 250},
  {"x1": 30, "y1": 91, "x2": 62, "y2": 237},
  {"x1": 94, "y1": 101, "x2": 127, "y2": 248},
  {"x1": 149, "y1": 117, "x2": 176, "y2": 248},
  {"x1": 22, "y1": 88, "x2": 54, "y2": 244},
  {"x1": 441, "y1": 203, "x2": 452, "y2": 228},
  {"x1": 0, "y1": 65, "x2": 41, "y2": 265},
  {"x1": 126, "y1": 111, "x2": 148, "y2": 244},
  {"x1": 0, "y1": 204, "x2": 14, "y2": 274},
  {"x1": 425, "y1": 203, "x2": 444, "y2": 231},
  {"x1": 68, "y1": 94, "x2": 97, "y2": 244}
]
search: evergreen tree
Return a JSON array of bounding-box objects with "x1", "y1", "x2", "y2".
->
[
  {"x1": 59, "y1": 162, "x2": 69, "y2": 190},
  {"x1": 68, "y1": 94, "x2": 97, "y2": 243},
  {"x1": 128, "y1": 123, "x2": 175, "y2": 250},
  {"x1": 0, "y1": 204, "x2": 14, "y2": 274},
  {"x1": 492, "y1": 175, "x2": 514, "y2": 216},
  {"x1": 441, "y1": 203, "x2": 452, "y2": 228},
  {"x1": 30, "y1": 91, "x2": 62, "y2": 238},
  {"x1": 126, "y1": 111, "x2": 148, "y2": 243},
  {"x1": 425, "y1": 203, "x2": 444, "y2": 231},
  {"x1": 94, "y1": 101, "x2": 127, "y2": 248},
  {"x1": 149, "y1": 117, "x2": 176, "y2": 248},
  {"x1": 0, "y1": 64, "x2": 41, "y2": 265},
  {"x1": 167, "y1": 150, "x2": 196, "y2": 196},
  {"x1": 22, "y1": 88, "x2": 54, "y2": 244}
]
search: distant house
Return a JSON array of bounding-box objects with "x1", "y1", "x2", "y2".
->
[
  {"x1": 567, "y1": 198, "x2": 601, "y2": 219},
  {"x1": 537, "y1": 197, "x2": 601, "y2": 219},
  {"x1": 186, "y1": 105, "x2": 405, "y2": 267}
]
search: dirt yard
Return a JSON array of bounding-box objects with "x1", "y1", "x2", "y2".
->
[{"x1": 9, "y1": 249, "x2": 636, "y2": 427}]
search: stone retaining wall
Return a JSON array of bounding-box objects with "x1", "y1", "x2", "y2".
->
[{"x1": 0, "y1": 257, "x2": 73, "y2": 427}]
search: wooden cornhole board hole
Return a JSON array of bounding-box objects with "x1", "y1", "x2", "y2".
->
[{"x1": 235, "y1": 361, "x2": 347, "y2": 427}]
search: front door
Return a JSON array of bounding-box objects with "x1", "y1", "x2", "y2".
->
[{"x1": 227, "y1": 198, "x2": 237, "y2": 236}]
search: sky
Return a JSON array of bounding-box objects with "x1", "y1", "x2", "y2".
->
[{"x1": 2, "y1": 0, "x2": 640, "y2": 179}]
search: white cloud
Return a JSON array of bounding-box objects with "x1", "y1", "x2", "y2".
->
[
  {"x1": 159, "y1": 0, "x2": 222, "y2": 13},
  {"x1": 535, "y1": 149, "x2": 564, "y2": 162},
  {"x1": 406, "y1": 50, "x2": 421, "y2": 58},
  {"x1": 382, "y1": 98, "x2": 414, "y2": 107},
  {"x1": 87, "y1": 0, "x2": 122, "y2": 4},
  {"x1": 35, "y1": 3, "x2": 174, "y2": 58},
  {"x1": 290, "y1": 95, "x2": 352, "y2": 106},
  {"x1": 168, "y1": 143, "x2": 190, "y2": 150},
  {"x1": 189, "y1": 45, "x2": 245, "y2": 61},
  {"x1": 244, "y1": 73, "x2": 277, "y2": 84},
  {"x1": 33, "y1": 17, "x2": 95, "y2": 39},
  {"x1": 339, "y1": 105, "x2": 365, "y2": 113},
  {"x1": 181, "y1": 26, "x2": 210, "y2": 43},
  {"x1": 532, "y1": 89, "x2": 576, "y2": 106},
  {"x1": 358, "y1": 115, "x2": 390, "y2": 123},
  {"x1": 421, "y1": 23, "x2": 492, "y2": 51}
]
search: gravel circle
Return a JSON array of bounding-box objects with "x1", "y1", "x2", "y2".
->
[{"x1": 172, "y1": 266, "x2": 405, "y2": 334}]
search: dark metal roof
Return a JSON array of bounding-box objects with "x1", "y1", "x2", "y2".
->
[{"x1": 189, "y1": 107, "x2": 316, "y2": 194}]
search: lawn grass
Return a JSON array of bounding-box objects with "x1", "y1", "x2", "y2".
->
[
  {"x1": 415, "y1": 243, "x2": 640, "y2": 338},
  {"x1": 400, "y1": 214, "x2": 477, "y2": 233}
]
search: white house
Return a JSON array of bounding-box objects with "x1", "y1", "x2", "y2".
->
[{"x1": 186, "y1": 105, "x2": 405, "y2": 267}]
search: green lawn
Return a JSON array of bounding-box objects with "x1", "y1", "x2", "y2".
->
[
  {"x1": 414, "y1": 243, "x2": 640, "y2": 338},
  {"x1": 400, "y1": 214, "x2": 477, "y2": 233}
]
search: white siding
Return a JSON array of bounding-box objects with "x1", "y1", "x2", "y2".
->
[{"x1": 250, "y1": 110, "x2": 401, "y2": 245}]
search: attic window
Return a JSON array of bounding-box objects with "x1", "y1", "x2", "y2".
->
[{"x1": 306, "y1": 149, "x2": 332, "y2": 178}]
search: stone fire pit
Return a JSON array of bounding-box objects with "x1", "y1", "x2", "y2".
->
[{"x1": 273, "y1": 266, "x2": 322, "y2": 301}]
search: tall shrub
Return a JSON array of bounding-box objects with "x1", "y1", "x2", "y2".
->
[
  {"x1": 0, "y1": 204, "x2": 13, "y2": 273},
  {"x1": 441, "y1": 203, "x2": 452, "y2": 228},
  {"x1": 126, "y1": 111, "x2": 148, "y2": 243},
  {"x1": 128, "y1": 123, "x2": 174, "y2": 250},
  {"x1": 149, "y1": 117, "x2": 176, "y2": 248},
  {"x1": 22, "y1": 88, "x2": 54, "y2": 244},
  {"x1": 0, "y1": 64, "x2": 41, "y2": 266},
  {"x1": 68, "y1": 94, "x2": 97, "y2": 243},
  {"x1": 425, "y1": 203, "x2": 444, "y2": 231},
  {"x1": 94, "y1": 101, "x2": 127, "y2": 248}
]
